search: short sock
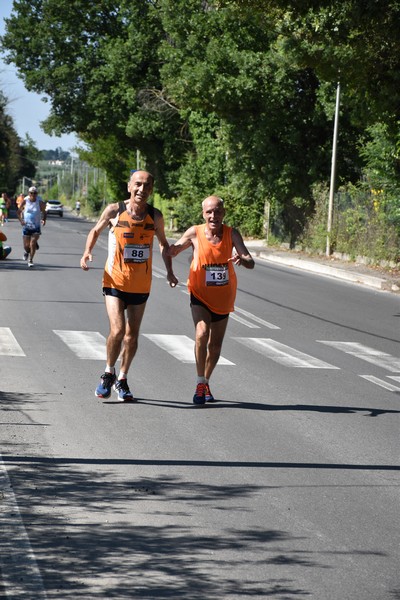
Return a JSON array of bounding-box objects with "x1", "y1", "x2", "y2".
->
[
  {"x1": 197, "y1": 376, "x2": 206, "y2": 384},
  {"x1": 118, "y1": 372, "x2": 128, "y2": 380},
  {"x1": 105, "y1": 365, "x2": 115, "y2": 374}
]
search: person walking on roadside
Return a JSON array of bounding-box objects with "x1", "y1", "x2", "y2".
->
[
  {"x1": 0, "y1": 230, "x2": 12, "y2": 259},
  {"x1": 0, "y1": 193, "x2": 11, "y2": 225},
  {"x1": 17, "y1": 186, "x2": 46, "y2": 268},
  {"x1": 168, "y1": 195, "x2": 255, "y2": 405},
  {"x1": 80, "y1": 170, "x2": 178, "y2": 402}
]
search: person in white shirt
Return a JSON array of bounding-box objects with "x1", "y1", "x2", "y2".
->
[{"x1": 17, "y1": 186, "x2": 46, "y2": 267}]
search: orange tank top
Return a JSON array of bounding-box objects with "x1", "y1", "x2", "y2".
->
[
  {"x1": 102, "y1": 203, "x2": 156, "y2": 294},
  {"x1": 188, "y1": 224, "x2": 237, "y2": 314}
]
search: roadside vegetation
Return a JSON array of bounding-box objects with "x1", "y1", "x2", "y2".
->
[{"x1": 1, "y1": 1, "x2": 399, "y2": 266}]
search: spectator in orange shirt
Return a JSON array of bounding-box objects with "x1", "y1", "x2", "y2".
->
[{"x1": 16, "y1": 193, "x2": 25, "y2": 209}]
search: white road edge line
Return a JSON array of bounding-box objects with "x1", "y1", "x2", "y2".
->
[{"x1": 0, "y1": 455, "x2": 47, "y2": 598}]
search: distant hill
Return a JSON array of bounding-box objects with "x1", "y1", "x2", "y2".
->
[{"x1": 40, "y1": 149, "x2": 70, "y2": 161}]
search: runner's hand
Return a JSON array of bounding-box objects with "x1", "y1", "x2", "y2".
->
[
  {"x1": 168, "y1": 272, "x2": 179, "y2": 287},
  {"x1": 80, "y1": 253, "x2": 93, "y2": 271}
]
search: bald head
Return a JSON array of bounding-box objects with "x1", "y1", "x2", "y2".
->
[
  {"x1": 202, "y1": 195, "x2": 225, "y2": 231},
  {"x1": 129, "y1": 170, "x2": 154, "y2": 186},
  {"x1": 127, "y1": 170, "x2": 154, "y2": 203},
  {"x1": 202, "y1": 195, "x2": 224, "y2": 211}
]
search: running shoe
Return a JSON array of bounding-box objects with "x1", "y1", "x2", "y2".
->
[
  {"x1": 205, "y1": 383, "x2": 215, "y2": 402},
  {"x1": 23, "y1": 251, "x2": 29, "y2": 261},
  {"x1": 95, "y1": 372, "x2": 116, "y2": 398},
  {"x1": 193, "y1": 382, "x2": 207, "y2": 405},
  {"x1": 28, "y1": 261, "x2": 34, "y2": 268},
  {"x1": 114, "y1": 378, "x2": 135, "y2": 402}
]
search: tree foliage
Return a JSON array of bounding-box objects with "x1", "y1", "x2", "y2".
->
[
  {"x1": 0, "y1": 91, "x2": 37, "y2": 194},
  {"x1": 40, "y1": 148, "x2": 70, "y2": 161},
  {"x1": 1, "y1": 0, "x2": 400, "y2": 247}
]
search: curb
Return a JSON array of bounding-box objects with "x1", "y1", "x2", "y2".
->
[{"x1": 257, "y1": 251, "x2": 388, "y2": 291}]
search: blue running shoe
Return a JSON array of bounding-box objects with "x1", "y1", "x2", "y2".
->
[
  {"x1": 95, "y1": 372, "x2": 116, "y2": 398},
  {"x1": 114, "y1": 379, "x2": 136, "y2": 402},
  {"x1": 205, "y1": 383, "x2": 215, "y2": 402},
  {"x1": 193, "y1": 383, "x2": 206, "y2": 405}
]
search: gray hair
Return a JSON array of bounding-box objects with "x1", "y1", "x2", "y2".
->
[
  {"x1": 201, "y1": 196, "x2": 224, "y2": 209},
  {"x1": 128, "y1": 170, "x2": 155, "y2": 185}
]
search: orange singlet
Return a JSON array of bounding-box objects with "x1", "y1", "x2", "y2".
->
[
  {"x1": 103, "y1": 203, "x2": 156, "y2": 294},
  {"x1": 188, "y1": 224, "x2": 237, "y2": 314}
]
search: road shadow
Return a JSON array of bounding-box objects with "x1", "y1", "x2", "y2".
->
[
  {"x1": 123, "y1": 397, "x2": 400, "y2": 418},
  {"x1": 0, "y1": 389, "x2": 395, "y2": 598},
  {"x1": 0, "y1": 452, "x2": 390, "y2": 598}
]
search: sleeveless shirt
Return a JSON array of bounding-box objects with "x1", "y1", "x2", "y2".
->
[
  {"x1": 188, "y1": 224, "x2": 237, "y2": 314},
  {"x1": 23, "y1": 198, "x2": 42, "y2": 229},
  {"x1": 103, "y1": 202, "x2": 156, "y2": 294}
]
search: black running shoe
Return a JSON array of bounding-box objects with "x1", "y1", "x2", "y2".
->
[
  {"x1": 95, "y1": 372, "x2": 116, "y2": 398},
  {"x1": 114, "y1": 379, "x2": 136, "y2": 402}
]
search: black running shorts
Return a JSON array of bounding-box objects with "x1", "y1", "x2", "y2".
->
[
  {"x1": 190, "y1": 293, "x2": 229, "y2": 322},
  {"x1": 103, "y1": 287, "x2": 149, "y2": 308}
]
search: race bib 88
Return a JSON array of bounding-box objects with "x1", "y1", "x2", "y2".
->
[{"x1": 123, "y1": 244, "x2": 150, "y2": 263}]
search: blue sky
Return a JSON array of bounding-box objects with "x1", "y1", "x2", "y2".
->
[{"x1": 0, "y1": 0, "x2": 78, "y2": 152}]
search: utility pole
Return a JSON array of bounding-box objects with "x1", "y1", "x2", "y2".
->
[
  {"x1": 326, "y1": 79, "x2": 340, "y2": 256},
  {"x1": 22, "y1": 176, "x2": 30, "y2": 194}
]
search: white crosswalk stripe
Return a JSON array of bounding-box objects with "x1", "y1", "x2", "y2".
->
[
  {"x1": 143, "y1": 334, "x2": 235, "y2": 365},
  {"x1": 229, "y1": 312, "x2": 260, "y2": 328},
  {"x1": 152, "y1": 265, "x2": 166, "y2": 279},
  {"x1": 234, "y1": 306, "x2": 280, "y2": 329},
  {"x1": 53, "y1": 330, "x2": 107, "y2": 360},
  {"x1": 0, "y1": 327, "x2": 25, "y2": 356},
  {"x1": 318, "y1": 341, "x2": 400, "y2": 372},
  {"x1": 359, "y1": 375, "x2": 400, "y2": 392},
  {"x1": 178, "y1": 288, "x2": 280, "y2": 329},
  {"x1": 234, "y1": 338, "x2": 339, "y2": 368},
  {"x1": 3, "y1": 327, "x2": 398, "y2": 384}
]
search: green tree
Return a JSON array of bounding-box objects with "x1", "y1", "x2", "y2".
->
[
  {"x1": 359, "y1": 122, "x2": 400, "y2": 228},
  {"x1": 3, "y1": 0, "x2": 400, "y2": 248},
  {"x1": 1, "y1": 0, "x2": 185, "y2": 197},
  {"x1": 158, "y1": 1, "x2": 360, "y2": 239},
  {"x1": 216, "y1": 0, "x2": 400, "y2": 130},
  {"x1": 0, "y1": 91, "x2": 37, "y2": 193}
]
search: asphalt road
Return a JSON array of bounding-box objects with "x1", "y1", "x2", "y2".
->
[{"x1": 0, "y1": 211, "x2": 399, "y2": 599}]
